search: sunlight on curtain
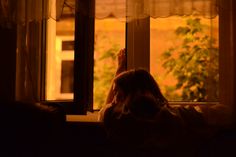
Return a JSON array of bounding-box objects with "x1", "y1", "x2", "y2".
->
[
  {"x1": 0, "y1": 0, "x2": 218, "y2": 27},
  {"x1": 95, "y1": 0, "x2": 218, "y2": 21},
  {"x1": 0, "y1": 0, "x2": 50, "y2": 27},
  {"x1": 54, "y1": 0, "x2": 218, "y2": 21}
]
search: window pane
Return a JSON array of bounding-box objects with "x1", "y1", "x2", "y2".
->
[
  {"x1": 61, "y1": 60, "x2": 74, "y2": 93},
  {"x1": 94, "y1": 19, "x2": 125, "y2": 110},
  {"x1": 150, "y1": 16, "x2": 219, "y2": 102},
  {"x1": 46, "y1": 4, "x2": 74, "y2": 100}
]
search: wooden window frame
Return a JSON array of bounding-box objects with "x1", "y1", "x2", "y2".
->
[
  {"x1": 126, "y1": 0, "x2": 236, "y2": 110},
  {"x1": 73, "y1": 0, "x2": 95, "y2": 114},
  {"x1": 42, "y1": 0, "x2": 95, "y2": 115},
  {"x1": 43, "y1": 0, "x2": 236, "y2": 121}
]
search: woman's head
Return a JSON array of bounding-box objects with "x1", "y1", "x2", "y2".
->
[{"x1": 111, "y1": 69, "x2": 168, "y2": 116}]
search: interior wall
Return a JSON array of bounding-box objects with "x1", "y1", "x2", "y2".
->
[{"x1": 0, "y1": 26, "x2": 16, "y2": 102}]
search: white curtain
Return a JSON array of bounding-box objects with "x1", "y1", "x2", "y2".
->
[
  {"x1": 96, "y1": 0, "x2": 218, "y2": 21},
  {"x1": 0, "y1": 0, "x2": 218, "y2": 27},
  {"x1": 0, "y1": 0, "x2": 50, "y2": 27}
]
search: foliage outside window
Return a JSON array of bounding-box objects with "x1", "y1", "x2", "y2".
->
[
  {"x1": 93, "y1": 19, "x2": 125, "y2": 110},
  {"x1": 159, "y1": 17, "x2": 219, "y2": 102},
  {"x1": 94, "y1": 38, "x2": 120, "y2": 110}
]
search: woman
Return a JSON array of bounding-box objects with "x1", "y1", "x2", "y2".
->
[
  {"x1": 99, "y1": 49, "x2": 213, "y2": 157},
  {"x1": 98, "y1": 49, "x2": 186, "y2": 150}
]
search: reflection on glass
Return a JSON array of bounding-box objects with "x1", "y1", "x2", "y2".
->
[
  {"x1": 150, "y1": 16, "x2": 219, "y2": 102},
  {"x1": 46, "y1": 3, "x2": 74, "y2": 100}
]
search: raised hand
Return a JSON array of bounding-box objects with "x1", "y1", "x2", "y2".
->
[{"x1": 116, "y1": 48, "x2": 127, "y2": 75}]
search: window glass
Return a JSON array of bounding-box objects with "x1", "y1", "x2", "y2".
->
[
  {"x1": 46, "y1": 2, "x2": 125, "y2": 111},
  {"x1": 46, "y1": 3, "x2": 75, "y2": 100},
  {"x1": 46, "y1": 1, "x2": 219, "y2": 112},
  {"x1": 94, "y1": 18, "x2": 125, "y2": 110},
  {"x1": 150, "y1": 16, "x2": 219, "y2": 102},
  {"x1": 61, "y1": 60, "x2": 74, "y2": 93}
]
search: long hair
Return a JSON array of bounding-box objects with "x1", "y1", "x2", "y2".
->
[{"x1": 110, "y1": 68, "x2": 168, "y2": 119}]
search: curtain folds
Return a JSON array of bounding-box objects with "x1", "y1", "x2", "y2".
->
[
  {"x1": 0, "y1": 0, "x2": 50, "y2": 28},
  {"x1": 0, "y1": 0, "x2": 219, "y2": 27},
  {"x1": 96, "y1": 0, "x2": 218, "y2": 21}
]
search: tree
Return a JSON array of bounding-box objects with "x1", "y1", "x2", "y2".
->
[
  {"x1": 161, "y1": 18, "x2": 219, "y2": 101},
  {"x1": 94, "y1": 33, "x2": 120, "y2": 109}
]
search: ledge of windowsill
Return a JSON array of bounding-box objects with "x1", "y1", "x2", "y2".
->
[{"x1": 66, "y1": 111, "x2": 100, "y2": 122}]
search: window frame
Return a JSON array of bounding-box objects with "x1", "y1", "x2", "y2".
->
[
  {"x1": 73, "y1": 0, "x2": 95, "y2": 114},
  {"x1": 218, "y1": 0, "x2": 236, "y2": 123},
  {"x1": 126, "y1": 17, "x2": 150, "y2": 71},
  {"x1": 43, "y1": 0, "x2": 95, "y2": 115},
  {"x1": 44, "y1": 0, "x2": 236, "y2": 120},
  {"x1": 121, "y1": 0, "x2": 236, "y2": 125},
  {"x1": 126, "y1": 15, "x2": 221, "y2": 104},
  {"x1": 118, "y1": 0, "x2": 236, "y2": 111}
]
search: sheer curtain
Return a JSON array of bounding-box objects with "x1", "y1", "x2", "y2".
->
[
  {"x1": 96, "y1": 0, "x2": 218, "y2": 21},
  {"x1": 0, "y1": 0, "x2": 50, "y2": 28},
  {"x1": 0, "y1": 0, "x2": 50, "y2": 101},
  {"x1": 0, "y1": 0, "x2": 218, "y2": 27}
]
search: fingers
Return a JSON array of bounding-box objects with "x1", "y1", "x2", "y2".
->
[
  {"x1": 118, "y1": 48, "x2": 126, "y2": 61},
  {"x1": 118, "y1": 48, "x2": 125, "y2": 56},
  {"x1": 115, "y1": 48, "x2": 127, "y2": 75}
]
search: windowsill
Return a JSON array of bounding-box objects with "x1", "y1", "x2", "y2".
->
[
  {"x1": 66, "y1": 111, "x2": 100, "y2": 122},
  {"x1": 65, "y1": 102, "x2": 220, "y2": 123}
]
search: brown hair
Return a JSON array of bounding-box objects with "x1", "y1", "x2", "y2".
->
[{"x1": 110, "y1": 68, "x2": 168, "y2": 119}]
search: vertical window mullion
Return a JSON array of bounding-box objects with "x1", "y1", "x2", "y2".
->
[
  {"x1": 74, "y1": 0, "x2": 95, "y2": 114},
  {"x1": 126, "y1": 17, "x2": 150, "y2": 71},
  {"x1": 40, "y1": 0, "x2": 48, "y2": 101}
]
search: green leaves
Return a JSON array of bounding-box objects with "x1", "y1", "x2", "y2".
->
[
  {"x1": 99, "y1": 44, "x2": 119, "y2": 60},
  {"x1": 175, "y1": 26, "x2": 191, "y2": 35},
  {"x1": 161, "y1": 17, "x2": 219, "y2": 101},
  {"x1": 94, "y1": 34, "x2": 120, "y2": 109}
]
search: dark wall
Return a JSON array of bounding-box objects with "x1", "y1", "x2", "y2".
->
[
  {"x1": 233, "y1": 0, "x2": 236, "y2": 125},
  {"x1": 0, "y1": 26, "x2": 17, "y2": 102}
]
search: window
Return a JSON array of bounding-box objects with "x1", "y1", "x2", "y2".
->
[
  {"x1": 127, "y1": 19, "x2": 219, "y2": 105},
  {"x1": 46, "y1": 0, "x2": 77, "y2": 113},
  {"x1": 44, "y1": 0, "x2": 235, "y2": 116},
  {"x1": 94, "y1": 19, "x2": 125, "y2": 110},
  {"x1": 150, "y1": 16, "x2": 219, "y2": 102},
  {"x1": 47, "y1": 36, "x2": 74, "y2": 100},
  {"x1": 45, "y1": 0, "x2": 125, "y2": 114}
]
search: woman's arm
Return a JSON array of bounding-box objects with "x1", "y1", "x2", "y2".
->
[
  {"x1": 115, "y1": 48, "x2": 127, "y2": 76},
  {"x1": 98, "y1": 48, "x2": 127, "y2": 121},
  {"x1": 106, "y1": 48, "x2": 127, "y2": 105}
]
